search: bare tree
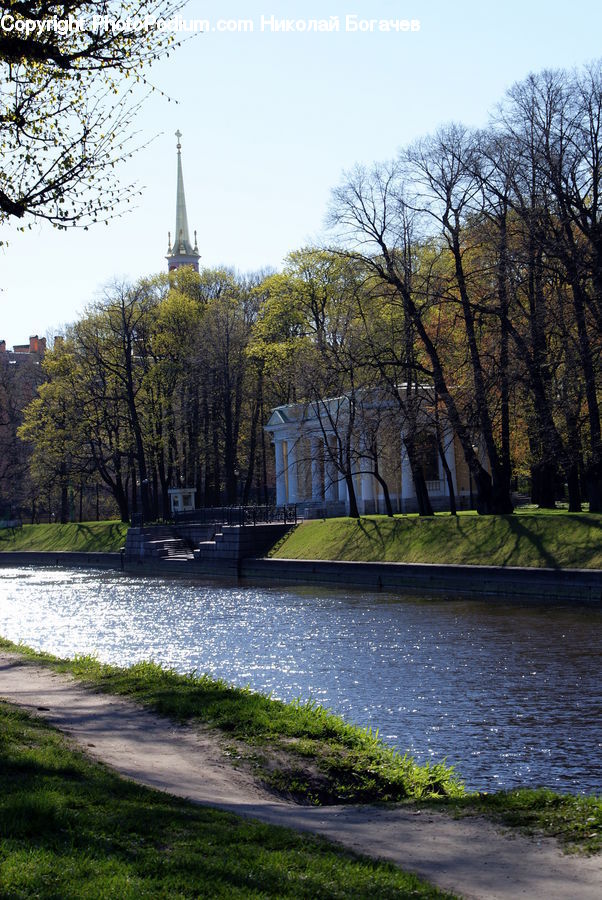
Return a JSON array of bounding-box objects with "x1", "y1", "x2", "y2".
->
[
  {"x1": 330, "y1": 162, "x2": 509, "y2": 513},
  {"x1": 0, "y1": 0, "x2": 187, "y2": 227}
]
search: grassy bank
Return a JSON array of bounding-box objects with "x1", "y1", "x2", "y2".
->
[
  {"x1": 1, "y1": 640, "x2": 600, "y2": 854},
  {"x1": 271, "y1": 512, "x2": 602, "y2": 570},
  {"x1": 0, "y1": 703, "x2": 451, "y2": 899},
  {"x1": 440, "y1": 789, "x2": 602, "y2": 856},
  {"x1": 0, "y1": 638, "x2": 462, "y2": 806},
  {"x1": 0, "y1": 521, "x2": 128, "y2": 553}
]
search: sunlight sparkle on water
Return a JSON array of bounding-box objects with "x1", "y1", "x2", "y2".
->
[{"x1": 0, "y1": 566, "x2": 600, "y2": 793}]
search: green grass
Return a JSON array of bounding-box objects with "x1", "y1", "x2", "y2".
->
[
  {"x1": 1, "y1": 641, "x2": 599, "y2": 855},
  {"x1": 271, "y1": 512, "x2": 602, "y2": 570},
  {"x1": 427, "y1": 789, "x2": 602, "y2": 856},
  {"x1": 0, "y1": 702, "x2": 453, "y2": 899},
  {"x1": 0, "y1": 638, "x2": 463, "y2": 807},
  {"x1": 0, "y1": 521, "x2": 128, "y2": 553}
]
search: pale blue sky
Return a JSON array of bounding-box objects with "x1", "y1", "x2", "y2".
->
[{"x1": 2, "y1": 0, "x2": 601, "y2": 344}]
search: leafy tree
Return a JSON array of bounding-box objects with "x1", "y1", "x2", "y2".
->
[
  {"x1": 18, "y1": 345, "x2": 87, "y2": 522},
  {"x1": 253, "y1": 250, "x2": 393, "y2": 518},
  {"x1": 0, "y1": 0, "x2": 185, "y2": 227}
]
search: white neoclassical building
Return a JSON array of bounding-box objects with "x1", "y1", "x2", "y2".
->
[{"x1": 265, "y1": 392, "x2": 478, "y2": 516}]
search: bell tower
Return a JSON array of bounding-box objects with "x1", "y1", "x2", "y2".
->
[{"x1": 166, "y1": 131, "x2": 200, "y2": 273}]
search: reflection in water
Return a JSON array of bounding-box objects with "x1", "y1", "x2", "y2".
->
[{"x1": 0, "y1": 566, "x2": 600, "y2": 793}]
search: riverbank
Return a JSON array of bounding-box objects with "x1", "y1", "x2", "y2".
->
[
  {"x1": 2, "y1": 548, "x2": 600, "y2": 604},
  {"x1": 0, "y1": 701, "x2": 444, "y2": 900},
  {"x1": 242, "y1": 557, "x2": 602, "y2": 603},
  {"x1": 1, "y1": 647, "x2": 601, "y2": 900},
  {"x1": 271, "y1": 512, "x2": 602, "y2": 570},
  {"x1": 1, "y1": 638, "x2": 600, "y2": 856},
  {"x1": 3, "y1": 511, "x2": 602, "y2": 571},
  {"x1": 0, "y1": 636, "x2": 462, "y2": 806},
  {"x1": 0, "y1": 550, "x2": 122, "y2": 571},
  {"x1": 0, "y1": 521, "x2": 128, "y2": 552}
]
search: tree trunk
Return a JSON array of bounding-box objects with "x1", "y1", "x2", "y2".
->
[
  {"x1": 373, "y1": 469, "x2": 394, "y2": 517},
  {"x1": 566, "y1": 462, "x2": 582, "y2": 513},
  {"x1": 404, "y1": 437, "x2": 434, "y2": 516},
  {"x1": 447, "y1": 226, "x2": 513, "y2": 513},
  {"x1": 498, "y1": 213, "x2": 512, "y2": 487},
  {"x1": 242, "y1": 395, "x2": 260, "y2": 506},
  {"x1": 345, "y1": 471, "x2": 360, "y2": 518},
  {"x1": 211, "y1": 401, "x2": 222, "y2": 506},
  {"x1": 130, "y1": 463, "x2": 138, "y2": 518},
  {"x1": 437, "y1": 439, "x2": 457, "y2": 516},
  {"x1": 260, "y1": 398, "x2": 269, "y2": 505},
  {"x1": 378, "y1": 252, "x2": 501, "y2": 513},
  {"x1": 531, "y1": 461, "x2": 557, "y2": 509},
  {"x1": 60, "y1": 483, "x2": 69, "y2": 524}
]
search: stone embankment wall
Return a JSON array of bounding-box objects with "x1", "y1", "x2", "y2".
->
[
  {"x1": 125, "y1": 526, "x2": 192, "y2": 561},
  {"x1": 124, "y1": 523, "x2": 293, "y2": 576},
  {"x1": 241, "y1": 558, "x2": 602, "y2": 604},
  {"x1": 0, "y1": 551, "x2": 121, "y2": 570},
  {"x1": 1, "y1": 533, "x2": 600, "y2": 604},
  {"x1": 195, "y1": 524, "x2": 293, "y2": 571}
]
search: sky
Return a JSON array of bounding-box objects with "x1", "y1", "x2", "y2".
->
[{"x1": 2, "y1": 0, "x2": 602, "y2": 345}]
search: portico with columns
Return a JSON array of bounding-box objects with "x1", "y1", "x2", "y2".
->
[{"x1": 265, "y1": 393, "x2": 474, "y2": 516}]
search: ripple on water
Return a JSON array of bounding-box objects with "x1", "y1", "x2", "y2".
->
[{"x1": 0, "y1": 566, "x2": 601, "y2": 793}]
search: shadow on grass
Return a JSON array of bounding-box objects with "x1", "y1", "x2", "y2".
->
[
  {"x1": 449, "y1": 516, "x2": 522, "y2": 568},
  {"x1": 0, "y1": 702, "x2": 447, "y2": 898},
  {"x1": 502, "y1": 514, "x2": 602, "y2": 570},
  {"x1": 502, "y1": 516, "x2": 558, "y2": 569},
  {"x1": 65, "y1": 522, "x2": 126, "y2": 551},
  {"x1": 357, "y1": 518, "x2": 388, "y2": 558},
  {"x1": 421, "y1": 788, "x2": 602, "y2": 854}
]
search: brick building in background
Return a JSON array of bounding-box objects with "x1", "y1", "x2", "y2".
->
[
  {"x1": 0, "y1": 334, "x2": 47, "y2": 361},
  {"x1": 0, "y1": 335, "x2": 47, "y2": 519}
]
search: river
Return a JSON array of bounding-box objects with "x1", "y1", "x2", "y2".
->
[{"x1": 1, "y1": 566, "x2": 600, "y2": 794}]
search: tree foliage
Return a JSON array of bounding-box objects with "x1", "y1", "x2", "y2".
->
[
  {"x1": 13, "y1": 58, "x2": 602, "y2": 519},
  {"x1": 0, "y1": 0, "x2": 185, "y2": 226}
]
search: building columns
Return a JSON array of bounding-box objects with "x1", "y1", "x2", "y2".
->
[
  {"x1": 310, "y1": 437, "x2": 323, "y2": 501},
  {"x1": 401, "y1": 437, "x2": 414, "y2": 513},
  {"x1": 274, "y1": 440, "x2": 286, "y2": 506},
  {"x1": 287, "y1": 439, "x2": 298, "y2": 504},
  {"x1": 325, "y1": 436, "x2": 338, "y2": 501}
]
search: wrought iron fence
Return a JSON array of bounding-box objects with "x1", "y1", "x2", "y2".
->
[
  {"x1": 0, "y1": 519, "x2": 22, "y2": 531},
  {"x1": 174, "y1": 505, "x2": 298, "y2": 527}
]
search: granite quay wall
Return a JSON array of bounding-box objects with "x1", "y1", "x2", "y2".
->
[
  {"x1": 1, "y1": 548, "x2": 600, "y2": 604},
  {"x1": 0, "y1": 551, "x2": 122, "y2": 571},
  {"x1": 240, "y1": 558, "x2": 602, "y2": 604},
  {"x1": 195, "y1": 524, "x2": 293, "y2": 564},
  {"x1": 125, "y1": 523, "x2": 293, "y2": 569},
  {"x1": 124, "y1": 556, "x2": 240, "y2": 579}
]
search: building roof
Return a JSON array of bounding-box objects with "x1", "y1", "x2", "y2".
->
[{"x1": 0, "y1": 335, "x2": 46, "y2": 365}]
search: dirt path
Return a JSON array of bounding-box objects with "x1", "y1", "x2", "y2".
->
[{"x1": 1, "y1": 651, "x2": 600, "y2": 900}]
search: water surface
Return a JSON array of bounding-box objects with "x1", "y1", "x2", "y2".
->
[{"x1": 1, "y1": 566, "x2": 600, "y2": 793}]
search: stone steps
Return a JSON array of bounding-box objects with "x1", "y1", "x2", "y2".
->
[
  {"x1": 125, "y1": 527, "x2": 193, "y2": 561},
  {"x1": 126, "y1": 522, "x2": 295, "y2": 569},
  {"x1": 194, "y1": 524, "x2": 293, "y2": 563}
]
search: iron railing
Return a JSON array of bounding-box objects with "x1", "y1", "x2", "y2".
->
[
  {"x1": 0, "y1": 518, "x2": 22, "y2": 530},
  {"x1": 174, "y1": 505, "x2": 298, "y2": 527}
]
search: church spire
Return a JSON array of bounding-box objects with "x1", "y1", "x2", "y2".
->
[{"x1": 166, "y1": 131, "x2": 200, "y2": 273}]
